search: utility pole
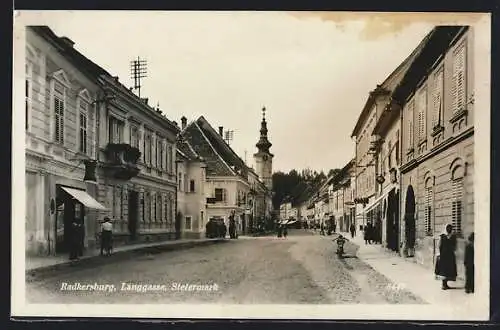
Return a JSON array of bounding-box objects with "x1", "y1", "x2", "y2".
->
[{"x1": 130, "y1": 57, "x2": 147, "y2": 98}]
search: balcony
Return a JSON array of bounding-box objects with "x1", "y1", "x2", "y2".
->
[{"x1": 101, "y1": 143, "x2": 141, "y2": 180}]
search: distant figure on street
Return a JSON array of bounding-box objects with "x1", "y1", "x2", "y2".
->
[
  {"x1": 364, "y1": 222, "x2": 373, "y2": 244},
  {"x1": 464, "y1": 232, "x2": 475, "y2": 294},
  {"x1": 277, "y1": 224, "x2": 282, "y2": 238},
  {"x1": 221, "y1": 223, "x2": 227, "y2": 238},
  {"x1": 332, "y1": 222, "x2": 337, "y2": 233},
  {"x1": 435, "y1": 224, "x2": 457, "y2": 290},
  {"x1": 100, "y1": 217, "x2": 113, "y2": 256},
  {"x1": 350, "y1": 223, "x2": 356, "y2": 238},
  {"x1": 283, "y1": 225, "x2": 288, "y2": 238}
]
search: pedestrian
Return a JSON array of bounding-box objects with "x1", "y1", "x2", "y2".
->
[
  {"x1": 69, "y1": 221, "x2": 80, "y2": 260},
  {"x1": 332, "y1": 222, "x2": 337, "y2": 233},
  {"x1": 283, "y1": 225, "x2": 288, "y2": 238},
  {"x1": 364, "y1": 222, "x2": 372, "y2": 245},
  {"x1": 435, "y1": 223, "x2": 458, "y2": 290},
  {"x1": 464, "y1": 232, "x2": 474, "y2": 294},
  {"x1": 350, "y1": 223, "x2": 356, "y2": 239},
  {"x1": 100, "y1": 217, "x2": 113, "y2": 256}
]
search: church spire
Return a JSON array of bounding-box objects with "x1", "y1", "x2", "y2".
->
[{"x1": 256, "y1": 106, "x2": 272, "y2": 153}]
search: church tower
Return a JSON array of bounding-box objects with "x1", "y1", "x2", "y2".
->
[{"x1": 254, "y1": 107, "x2": 274, "y2": 190}]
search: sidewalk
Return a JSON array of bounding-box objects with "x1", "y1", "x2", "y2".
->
[
  {"x1": 339, "y1": 231, "x2": 474, "y2": 307},
  {"x1": 26, "y1": 237, "x2": 227, "y2": 277}
]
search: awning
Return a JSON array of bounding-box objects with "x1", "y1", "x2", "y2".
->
[{"x1": 61, "y1": 187, "x2": 108, "y2": 210}]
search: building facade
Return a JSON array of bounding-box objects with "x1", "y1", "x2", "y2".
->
[
  {"x1": 25, "y1": 27, "x2": 105, "y2": 256},
  {"x1": 176, "y1": 116, "x2": 208, "y2": 239},
  {"x1": 25, "y1": 26, "x2": 181, "y2": 257},
  {"x1": 397, "y1": 26, "x2": 475, "y2": 279}
]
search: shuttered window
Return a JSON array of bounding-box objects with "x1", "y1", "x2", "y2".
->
[
  {"x1": 185, "y1": 216, "x2": 192, "y2": 230},
  {"x1": 407, "y1": 100, "x2": 414, "y2": 150},
  {"x1": 130, "y1": 126, "x2": 140, "y2": 149},
  {"x1": 108, "y1": 117, "x2": 124, "y2": 144},
  {"x1": 144, "y1": 132, "x2": 152, "y2": 165},
  {"x1": 451, "y1": 178, "x2": 464, "y2": 236},
  {"x1": 54, "y1": 81, "x2": 65, "y2": 144},
  {"x1": 432, "y1": 67, "x2": 444, "y2": 127},
  {"x1": 156, "y1": 193, "x2": 162, "y2": 222},
  {"x1": 79, "y1": 101, "x2": 88, "y2": 154},
  {"x1": 143, "y1": 191, "x2": 150, "y2": 223},
  {"x1": 169, "y1": 198, "x2": 175, "y2": 228},
  {"x1": 425, "y1": 187, "x2": 433, "y2": 236},
  {"x1": 417, "y1": 87, "x2": 427, "y2": 142},
  {"x1": 452, "y1": 42, "x2": 467, "y2": 113},
  {"x1": 215, "y1": 188, "x2": 227, "y2": 202}
]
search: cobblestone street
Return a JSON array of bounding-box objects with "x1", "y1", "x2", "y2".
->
[{"x1": 26, "y1": 230, "x2": 426, "y2": 304}]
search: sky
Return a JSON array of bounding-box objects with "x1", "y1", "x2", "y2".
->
[{"x1": 19, "y1": 11, "x2": 448, "y2": 173}]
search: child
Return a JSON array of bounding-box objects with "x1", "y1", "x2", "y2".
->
[{"x1": 464, "y1": 232, "x2": 474, "y2": 294}]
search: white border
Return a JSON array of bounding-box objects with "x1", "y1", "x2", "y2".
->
[{"x1": 12, "y1": 11, "x2": 491, "y2": 320}]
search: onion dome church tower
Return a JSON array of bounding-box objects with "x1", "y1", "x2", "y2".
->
[{"x1": 253, "y1": 107, "x2": 274, "y2": 190}]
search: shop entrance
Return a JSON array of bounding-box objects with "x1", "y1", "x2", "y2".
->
[{"x1": 55, "y1": 186, "x2": 85, "y2": 254}]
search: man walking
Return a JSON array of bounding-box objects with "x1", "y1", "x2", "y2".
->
[{"x1": 350, "y1": 223, "x2": 356, "y2": 239}]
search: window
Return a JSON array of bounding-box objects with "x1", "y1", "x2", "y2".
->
[
  {"x1": 406, "y1": 100, "x2": 415, "y2": 151},
  {"x1": 452, "y1": 42, "x2": 467, "y2": 113},
  {"x1": 170, "y1": 146, "x2": 174, "y2": 173},
  {"x1": 130, "y1": 126, "x2": 140, "y2": 149},
  {"x1": 156, "y1": 139, "x2": 163, "y2": 169},
  {"x1": 425, "y1": 187, "x2": 433, "y2": 236},
  {"x1": 190, "y1": 179, "x2": 195, "y2": 192},
  {"x1": 215, "y1": 188, "x2": 226, "y2": 202},
  {"x1": 108, "y1": 117, "x2": 124, "y2": 144},
  {"x1": 25, "y1": 64, "x2": 31, "y2": 131},
  {"x1": 79, "y1": 101, "x2": 88, "y2": 154},
  {"x1": 417, "y1": 87, "x2": 427, "y2": 142},
  {"x1": 143, "y1": 133, "x2": 152, "y2": 165},
  {"x1": 184, "y1": 174, "x2": 188, "y2": 192},
  {"x1": 143, "y1": 191, "x2": 150, "y2": 223},
  {"x1": 432, "y1": 67, "x2": 444, "y2": 127},
  {"x1": 156, "y1": 193, "x2": 162, "y2": 222},
  {"x1": 165, "y1": 144, "x2": 170, "y2": 172},
  {"x1": 451, "y1": 178, "x2": 464, "y2": 236},
  {"x1": 185, "y1": 216, "x2": 192, "y2": 230},
  {"x1": 54, "y1": 82, "x2": 65, "y2": 144},
  {"x1": 178, "y1": 172, "x2": 183, "y2": 191}
]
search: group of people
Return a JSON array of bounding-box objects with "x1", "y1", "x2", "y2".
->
[
  {"x1": 435, "y1": 224, "x2": 475, "y2": 293},
  {"x1": 277, "y1": 224, "x2": 288, "y2": 238},
  {"x1": 362, "y1": 221, "x2": 382, "y2": 245}
]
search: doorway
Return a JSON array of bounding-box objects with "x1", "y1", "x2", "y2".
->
[
  {"x1": 404, "y1": 185, "x2": 416, "y2": 256},
  {"x1": 386, "y1": 188, "x2": 399, "y2": 252},
  {"x1": 55, "y1": 186, "x2": 85, "y2": 254},
  {"x1": 128, "y1": 190, "x2": 139, "y2": 240}
]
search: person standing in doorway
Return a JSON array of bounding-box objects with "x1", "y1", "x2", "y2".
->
[
  {"x1": 435, "y1": 224, "x2": 458, "y2": 290},
  {"x1": 464, "y1": 232, "x2": 475, "y2": 294}
]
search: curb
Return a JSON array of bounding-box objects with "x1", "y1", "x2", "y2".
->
[{"x1": 26, "y1": 239, "x2": 228, "y2": 281}]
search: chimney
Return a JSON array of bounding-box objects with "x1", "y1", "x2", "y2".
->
[
  {"x1": 113, "y1": 76, "x2": 119, "y2": 82},
  {"x1": 181, "y1": 116, "x2": 187, "y2": 130},
  {"x1": 219, "y1": 126, "x2": 223, "y2": 136},
  {"x1": 173, "y1": 121, "x2": 178, "y2": 127},
  {"x1": 60, "y1": 36, "x2": 75, "y2": 48},
  {"x1": 141, "y1": 98, "x2": 149, "y2": 105}
]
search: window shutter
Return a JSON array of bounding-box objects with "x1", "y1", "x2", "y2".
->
[
  {"x1": 453, "y1": 44, "x2": 466, "y2": 113},
  {"x1": 432, "y1": 69, "x2": 443, "y2": 127},
  {"x1": 451, "y1": 178, "x2": 464, "y2": 235},
  {"x1": 425, "y1": 187, "x2": 433, "y2": 235},
  {"x1": 407, "y1": 101, "x2": 414, "y2": 150}
]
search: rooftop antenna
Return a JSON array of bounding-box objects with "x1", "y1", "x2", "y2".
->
[
  {"x1": 224, "y1": 130, "x2": 234, "y2": 145},
  {"x1": 130, "y1": 56, "x2": 147, "y2": 98}
]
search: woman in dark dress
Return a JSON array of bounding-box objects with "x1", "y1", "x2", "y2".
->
[{"x1": 435, "y1": 224, "x2": 458, "y2": 290}]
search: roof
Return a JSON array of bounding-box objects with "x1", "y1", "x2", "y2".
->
[
  {"x1": 176, "y1": 137, "x2": 200, "y2": 161},
  {"x1": 372, "y1": 26, "x2": 467, "y2": 136},
  {"x1": 29, "y1": 26, "x2": 179, "y2": 133},
  {"x1": 350, "y1": 28, "x2": 435, "y2": 138}
]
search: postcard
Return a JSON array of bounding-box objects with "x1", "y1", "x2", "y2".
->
[{"x1": 12, "y1": 10, "x2": 491, "y2": 320}]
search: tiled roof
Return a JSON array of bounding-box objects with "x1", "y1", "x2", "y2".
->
[
  {"x1": 176, "y1": 138, "x2": 199, "y2": 161},
  {"x1": 182, "y1": 122, "x2": 234, "y2": 177},
  {"x1": 196, "y1": 117, "x2": 248, "y2": 175}
]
